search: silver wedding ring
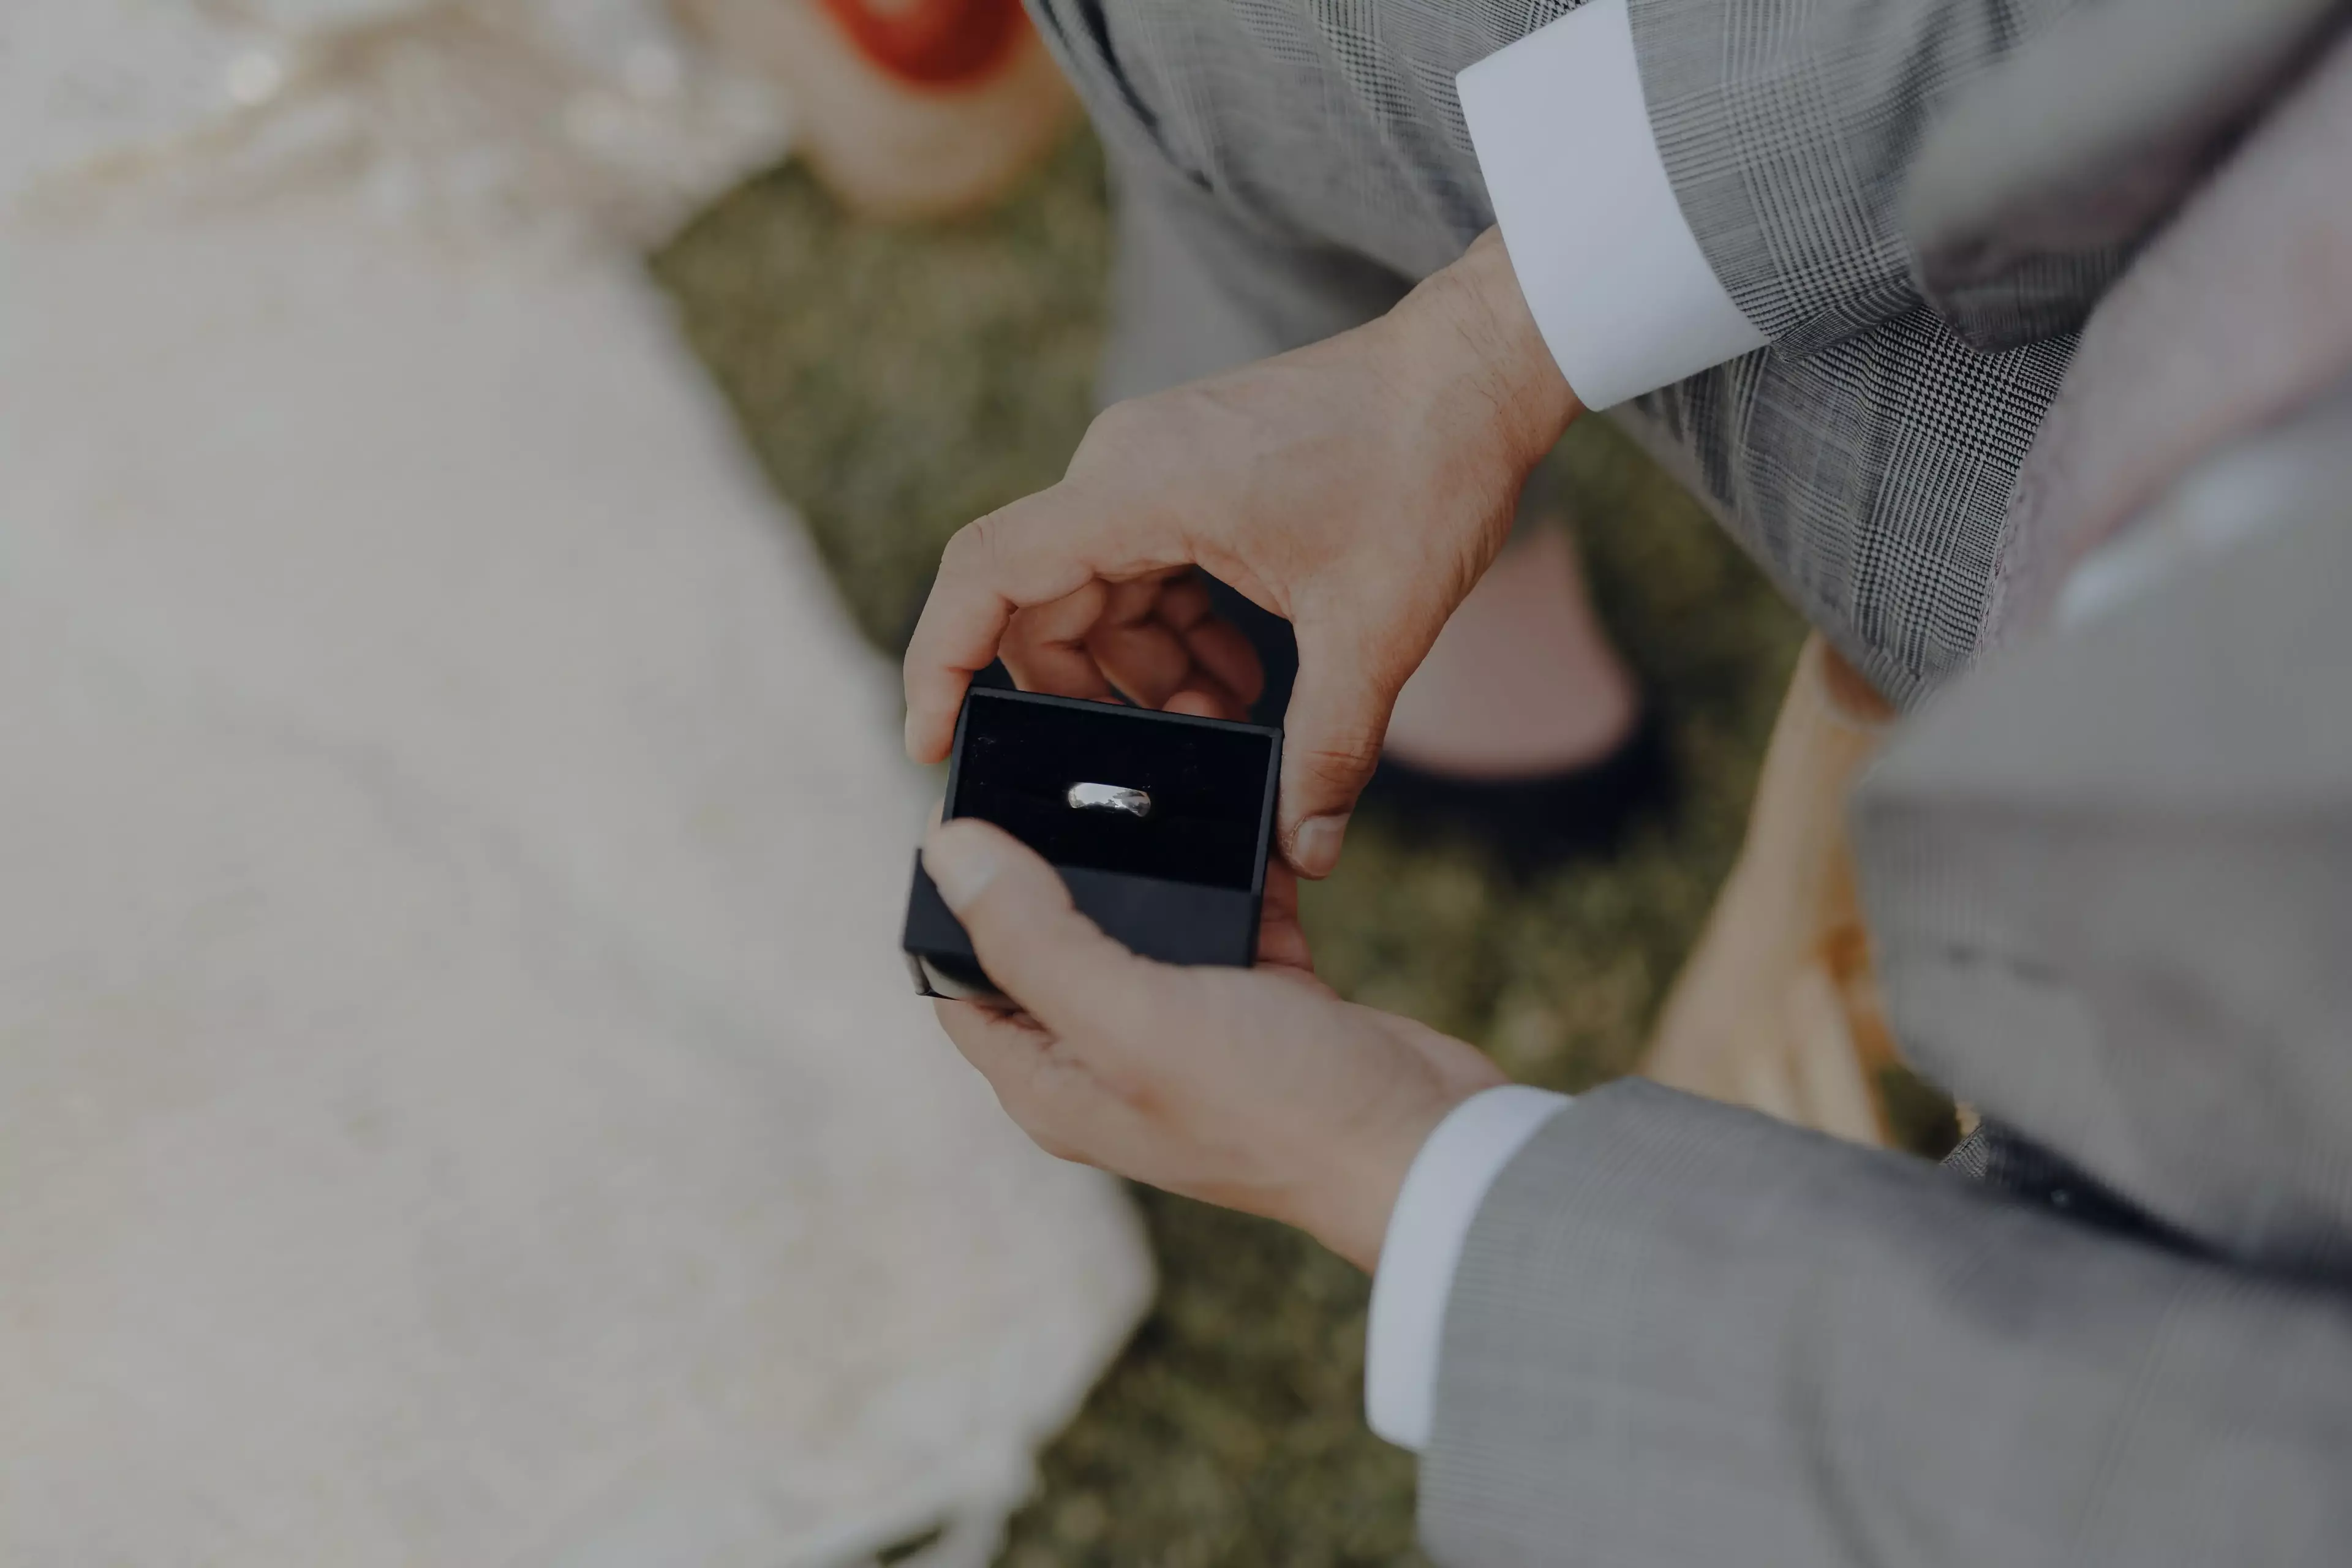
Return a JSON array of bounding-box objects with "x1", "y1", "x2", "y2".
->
[{"x1": 1066, "y1": 782, "x2": 1152, "y2": 819}]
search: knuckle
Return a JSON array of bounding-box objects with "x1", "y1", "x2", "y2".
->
[
  {"x1": 1082, "y1": 398, "x2": 1150, "y2": 453},
  {"x1": 1295, "y1": 729, "x2": 1383, "y2": 787},
  {"x1": 1000, "y1": 605, "x2": 1051, "y2": 659},
  {"x1": 940, "y1": 510, "x2": 1011, "y2": 580}
]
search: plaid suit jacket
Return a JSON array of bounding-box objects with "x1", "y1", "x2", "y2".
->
[{"x1": 1030, "y1": 0, "x2": 2081, "y2": 705}]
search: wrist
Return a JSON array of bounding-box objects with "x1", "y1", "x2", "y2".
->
[
  {"x1": 1291, "y1": 1080, "x2": 1484, "y2": 1272},
  {"x1": 1387, "y1": 227, "x2": 1583, "y2": 477}
]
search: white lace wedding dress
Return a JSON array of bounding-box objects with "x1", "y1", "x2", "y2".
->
[{"x1": 0, "y1": 6, "x2": 1148, "y2": 1565}]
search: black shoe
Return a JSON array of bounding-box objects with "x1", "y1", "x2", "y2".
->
[
  {"x1": 1189, "y1": 570, "x2": 1670, "y2": 871},
  {"x1": 1354, "y1": 709, "x2": 1672, "y2": 876}
]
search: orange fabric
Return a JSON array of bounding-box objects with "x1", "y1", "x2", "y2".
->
[{"x1": 816, "y1": 0, "x2": 1028, "y2": 86}]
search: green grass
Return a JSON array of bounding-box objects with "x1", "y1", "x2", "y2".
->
[
  {"x1": 652, "y1": 133, "x2": 1812, "y2": 1567},
  {"x1": 650, "y1": 137, "x2": 1115, "y2": 653}
]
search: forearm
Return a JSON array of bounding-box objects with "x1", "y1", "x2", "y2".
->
[{"x1": 1420, "y1": 1080, "x2": 2352, "y2": 1566}]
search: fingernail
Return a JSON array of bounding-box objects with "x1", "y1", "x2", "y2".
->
[
  {"x1": 903, "y1": 712, "x2": 924, "y2": 763},
  {"x1": 924, "y1": 823, "x2": 1005, "y2": 911},
  {"x1": 1292, "y1": 813, "x2": 1349, "y2": 878}
]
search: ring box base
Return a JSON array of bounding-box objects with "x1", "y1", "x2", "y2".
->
[{"x1": 902, "y1": 689, "x2": 1283, "y2": 1003}]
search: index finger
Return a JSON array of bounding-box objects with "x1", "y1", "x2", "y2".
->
[{"x1": 903, "y1": 485, "x2": 1169, "y2": 763}]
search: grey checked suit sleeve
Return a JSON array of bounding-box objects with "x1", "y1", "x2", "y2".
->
[
  {"x1": 1628, "y1": 0, "x2": 2088, "y2": 356},
  {"x1": 1420, "y1": 1080, "x2": 2352, "y2": 1567},
  {"x1": 1612, "y1": 315, "x2": 2073, "y2": 708}
]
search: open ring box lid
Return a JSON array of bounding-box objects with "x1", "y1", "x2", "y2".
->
[{"x1": 903, "y1": 689, "x2": 1284, "y2": 1001}]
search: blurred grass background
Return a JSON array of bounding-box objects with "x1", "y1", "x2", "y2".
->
[{"x1": 652, "y1": 133, "x2": 1808, "y2": 1567}]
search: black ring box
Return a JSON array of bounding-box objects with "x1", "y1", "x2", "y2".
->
[{"x1": 903, "y1": 688, "x2": 1284, "y2": 1001}]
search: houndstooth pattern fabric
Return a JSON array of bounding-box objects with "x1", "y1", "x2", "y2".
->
[
  {"x1": 1619, "y1": 314, "x2": 2072, "y2": 703},
  {"x1": 1031, "y1": 0, "x2": 2075, "y2": 705},
  {"x1": 1631, "y1": 0, "x2": 2089, "y2": 356}
]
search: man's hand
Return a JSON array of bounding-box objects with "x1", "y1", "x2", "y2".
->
[
  {"x1": 903, "y1": 229, "x2": 1580, "y2": 878},
  {"x1": 921, "y1": 817, "x2": 1506, "y2": 1270}
]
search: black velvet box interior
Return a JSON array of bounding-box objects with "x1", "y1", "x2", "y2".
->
[{"x1": 903, "y1": 689, "x2": 1283, "y2": 1001}]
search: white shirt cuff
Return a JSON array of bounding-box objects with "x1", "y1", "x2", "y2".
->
[
  {"x1": 1457, "y1": 0, "x2": 1767, "y2": 409},
  {"x1": 1365, "y1": 1085, "x2": 1572, "y2": 1451}
]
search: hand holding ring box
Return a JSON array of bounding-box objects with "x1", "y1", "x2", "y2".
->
[{"x1": 903, "y1": 690, "x2": 1284, "y2": 1001}]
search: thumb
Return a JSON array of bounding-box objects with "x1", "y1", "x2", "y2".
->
[
  {"x1": 1278, "y1": 621, "x2": 1406, "y2": 878},
  {"x1": 924, "y1": 818, "x2": 1160, "y2": 1032}
]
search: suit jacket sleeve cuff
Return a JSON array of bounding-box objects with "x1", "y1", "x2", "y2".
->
[
  {"x1": 1457, "y1": 0, "x2": 1765, "y2": 410},
  {"x1": 1365, "y1": 1084, "x2": 1572, "y2": 1451}
]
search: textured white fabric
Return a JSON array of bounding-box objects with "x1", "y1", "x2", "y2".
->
[
  {"x1": 1457, "y1": 0, "x2": 1765, "y2": 409},
  {"x1": 1, "y1": 0, "x2": 788, "y2": 247},
  {"x1": 1366, "y1": 1087, "x2": 1571, "y2": 1450},
  {"x1": 0, "y1": 7, "x2": 1149, "y2": 1566}
]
